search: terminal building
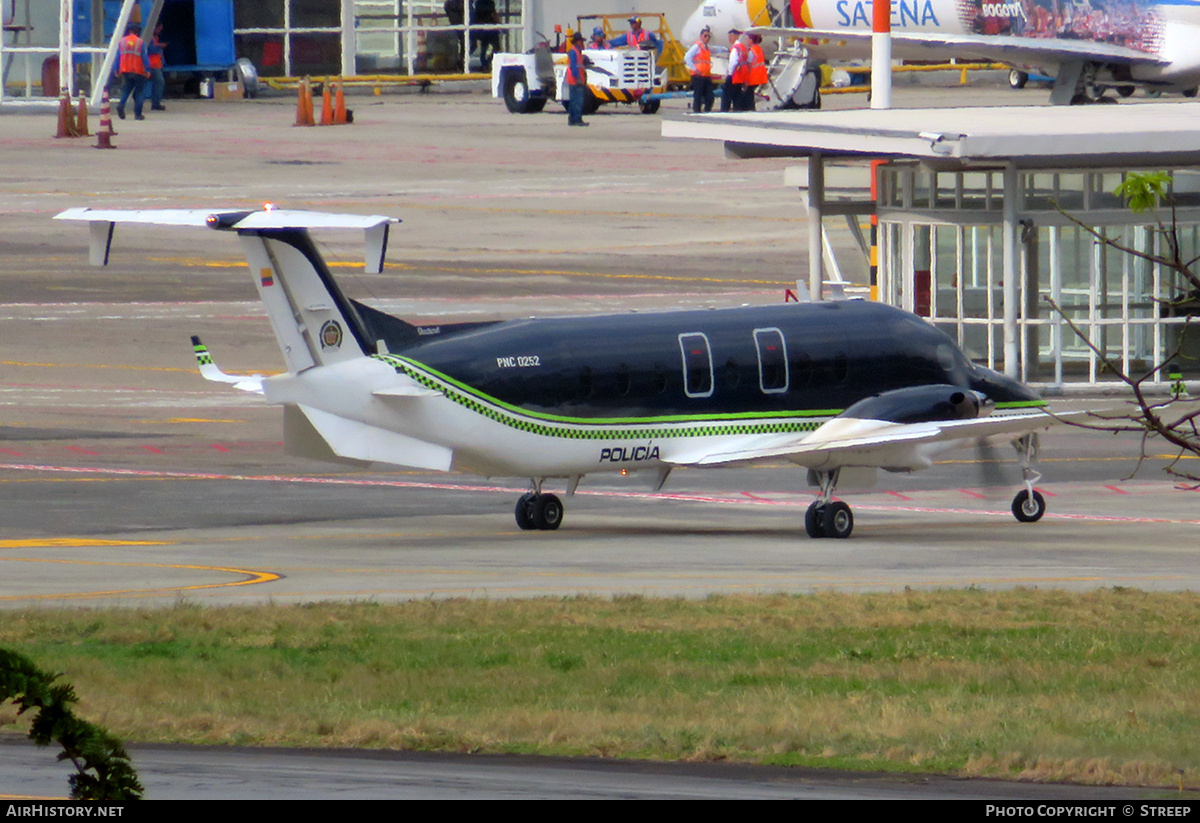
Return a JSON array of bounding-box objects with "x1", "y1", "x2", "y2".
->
[
  {"x1": 2, "y1": 0, "x2": 702, "y2": 95},
  {"x1": 665, "y1": 104, "x2": 1200, "y2": 389}
]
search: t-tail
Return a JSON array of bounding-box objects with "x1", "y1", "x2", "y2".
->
[{"x1": 54, "y1": 206, "x2": 399, "y2": 373}]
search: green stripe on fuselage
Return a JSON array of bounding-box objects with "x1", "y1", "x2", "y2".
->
[{"x1": 373, "y1": 354, "x2": 832, "y2": 439}]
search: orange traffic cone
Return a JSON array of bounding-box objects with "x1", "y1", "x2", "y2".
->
[
  {"x1": 95, "y1": 88, "x2": 116, "y2": 149},
  {"x1": 55, "y1": 92, "x2": 76, "y2": 138},
  {"x1": 333, "y1": 79, "x2": 347, "y2": 125},
  {"x1": 75, "y1": 93, "x2": 90, "y2": 137},
  {"x1": 294, "y1": 77, "x2": 314, "y2": 126},
  {"x1": 319, "y1": 80, "x2": 333, "y2": 126}
]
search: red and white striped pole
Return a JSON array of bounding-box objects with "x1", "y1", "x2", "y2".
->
[
  {"x1": 95, "y1": 88, "x2": 116, "y2": 149},
  {"x1": 870, "y1": 0, "x2": 892, "y2": 109}
]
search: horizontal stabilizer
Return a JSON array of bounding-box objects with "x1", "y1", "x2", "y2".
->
[{"x1": 55, "y1": 207, "x2": 400, "y2": 274}]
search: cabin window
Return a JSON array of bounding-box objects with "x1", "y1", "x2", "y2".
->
[
  {"x1": 615, "y1": 363, "x2": 632, "y2": 397},
  {"x1": 678, "y1": 333, "x2": 713, "y2": 398},
  {"x1": 754, "y1": 328, "x2": 789, "y2": 394}
]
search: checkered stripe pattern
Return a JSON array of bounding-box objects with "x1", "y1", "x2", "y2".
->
[{"x1": 375, "y1": 354, "x2": 828, "y2": 440}]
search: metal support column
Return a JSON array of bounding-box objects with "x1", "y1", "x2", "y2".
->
[
  {"x1": 808, "y1": 151, "x2": 825, "y2": 301},
  {"x1": 341, "y1": 0, "x2": 355, "y2": 77},
  {"x1": 1002, "y1": 163, "x2": 1019, "y2": 378}
]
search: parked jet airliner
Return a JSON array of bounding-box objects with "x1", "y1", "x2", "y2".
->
[
  {"x1": 679, "y1": 0, "x2": 1200, "y2": 103},
  {"x1": 56, "y1": 207, "x2": 1071, "y2": 539}
]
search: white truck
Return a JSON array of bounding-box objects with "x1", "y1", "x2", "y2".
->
[{"x1": 491, "y1": 45, "x2": 662, "y2": 115}]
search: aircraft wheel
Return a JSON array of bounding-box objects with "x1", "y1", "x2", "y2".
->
[
  {"x1": 1011, "y1": 489, "x2": 1046, "y2": 523},
  {"x1": 532, "y1": 493, "x2": 564, "y2": 531},
  {"x1": 822, "y1": 501, "x2": 854, "y2": 539},
  {"x1": 804, "y1": 501, "x2": 826, "y2": 538},
  {"x1": 1009, "y1": 69, "x2": 1028, "y2": 90},
  {"x1": 515, "y1": 493, "x2": 537, "y2": 530}
]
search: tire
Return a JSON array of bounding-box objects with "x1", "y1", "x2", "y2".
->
[
  {"x1": 804, "y1": 501, "x2": 826, "y2": 538},
  {"x1": 1116, "y1": 85, "x2": 1135, "y2": 98},
  {"x1": 515, "y1": 493, "x2": 536, "y2": 530},
  {"x1": 1185, "y1": 87, "x2": 1199, "y2": 98},
  {"x1": 822, "y1": 501, "x2": 854, "y2": 539},
  {"x1": 1009, "y1": 69, "x2": 1028, "y2": 90},
  {"x1": 503, "y1": 72, "x2": 545, "y2": 114},
  {"x1": 1011, "y1": 489, "x2": 1046, "y2": 523},
  {"x1": 639, "y1": 98, "x2": 660, "y2": 115},
  {"x1": 582, "y1": 89, "x2": 602, "y2": 115},
  {"x1": 532, "y1": 493, "x2": 563, "y2": 531}
]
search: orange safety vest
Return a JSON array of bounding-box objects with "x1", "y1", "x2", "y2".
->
[
  {"x1": 628, "y1": 27, "x2": 650, "y2": 48},
  {"x1": 149, "y1": 36, "x2": 164, "y2": 70},
  {"x1": 690, "y1": 40, "x2": 711, "y2": 77},
  {"x1": 118, "y1": 34, "x2": 147, "y2": 75},
  {"x1": 566, "y1": 44, "x2": 587, "y2": 85},
  {"x1": 747, "y1": 44, "x2": 768, "y2": 85},
  {"x1": 730, "y1": 41, "x2": 749, "y2": 83}
]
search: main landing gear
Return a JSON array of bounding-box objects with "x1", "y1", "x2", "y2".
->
[
  {"x1": 805, "y1": 469, "x2": 854, "y2": 539},
  {"x1": 804, "y1": 435, "x2": 1049, "y2": 538},
  {"x1": 515, "y1": 480, "x2": 563, "y2": 531}
]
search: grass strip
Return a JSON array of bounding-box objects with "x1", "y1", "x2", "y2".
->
[{"x1": 2, "y1": 588, "x2": 1198, "y2": 788}]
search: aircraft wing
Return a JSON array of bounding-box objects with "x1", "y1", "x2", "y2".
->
[
  {"x1": 667, "y1": 410, "x2": 1083, "y2": 469},
  {"x1": 754, "y1": 27, "x2": 1167, "y2": 68}
]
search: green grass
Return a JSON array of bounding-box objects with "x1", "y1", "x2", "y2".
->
[{"x1": 2, "y1": 588, "x2": 1199, "y2": 787}]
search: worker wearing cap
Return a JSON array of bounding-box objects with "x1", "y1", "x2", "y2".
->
[
  {"x1": 589, "y1": 26, "x2": 610, "y2": 49},
  {"x1": 720, "y1": 28, "x2": 747, "y2": 112},
  {"x1": 684, "y1": 25, "x2": 716, "y2": 113},
  {"x1": 610, "y1": 16, "x2": 662, "y2": 53},
  {"x1": 566, "y1": 31, "x2": 590, "y2": 127}
]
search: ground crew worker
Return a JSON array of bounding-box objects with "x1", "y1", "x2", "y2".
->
[
  {"x1": 115, "y1": 24, "x2": 150, "y2": 121},
  {"x1": 721, "y1": 28, "x2": 747, "y2": 112},
  {"x1": 685, "y1": 25, "x2": 716, "y2": 113},
  {"x1": 610, "y1": 16, "x2": 662, "y2": 52},
  {"x1": 147, "y1": 23, "x2": 167, "y2": 112},
  {"x1": 589, "y1": 26, "x2": 610, "y2": 49},
  {"x1": 744, "y1": 32, "x2": 769, "y2": 111},
  {"x1": 566, "y1": 31, "x2": 590, "y2": 127}
]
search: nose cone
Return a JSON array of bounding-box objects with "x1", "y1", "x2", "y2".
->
[{"x1": 970, "y1": 366, "x2": 1043, "y2": 407}]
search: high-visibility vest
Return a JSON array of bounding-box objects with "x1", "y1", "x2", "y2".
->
[
  {"x1": 691, "y1": 40, "x2": 711, "y2": 77},
  {"x1": 148, "y1": 37, "x2": 164, "y2": 70},
  {"x1": 118, "y1": 34, "x2": 146, "y2": 75},
  {"x1": 566, "y1": 45, "x2": 587, "y2": 85},
  {"x1": 730, "y1": 41, "x2": 749, "y2": 83},
  {"x1": 747, "y1": 44, "x2": 768, "y2": 85},
  {"x1": 628, "y1": 27, "x2": 650, "y2": 48}
]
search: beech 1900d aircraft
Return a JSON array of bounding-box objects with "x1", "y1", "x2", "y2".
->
[
  {"x1": 57, "y1": 206, "x2": 1071, "y2": 539},
  {"x1": 681, "y1": 0, "x2": 1200, "y2": 104}
]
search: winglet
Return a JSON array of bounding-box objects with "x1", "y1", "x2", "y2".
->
[{"x1": 191, "y1": 336, "x2": 265, "y2": 394}]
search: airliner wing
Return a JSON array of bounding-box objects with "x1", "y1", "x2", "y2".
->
[
  {"x1": 755, "y1": 27, "x2": 1167, "y2": 68},
  {"x1": 668, "y1": 410, "x2": 1081, "y2": 469}
]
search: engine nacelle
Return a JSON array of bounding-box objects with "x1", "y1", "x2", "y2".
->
[{"x1": 838, "y1": 384, "x2": 993, "y2": 425}]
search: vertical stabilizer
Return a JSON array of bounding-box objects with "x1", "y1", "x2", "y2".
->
[
  {"x1": 54, "y1": 207, "x2": 401, "y2": 375},
  {"x1": 239, "y1": 229, "x2": 367, "y2": 371}
]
